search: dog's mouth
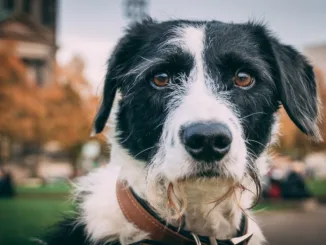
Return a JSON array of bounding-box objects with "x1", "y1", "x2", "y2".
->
[{"x1": 178, "y1": 165, "x2": 222, "y2": 181}]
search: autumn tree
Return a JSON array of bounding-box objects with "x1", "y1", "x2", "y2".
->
[
  {"x1": 0, "y1": 41, "x2": 103, "y2": 177},
  {"x1": 0, "y1": 41, "x2": 45, "y2": 165},
  {"x1": 42, "y1": 57, "x2": 100, "y2": 175}
]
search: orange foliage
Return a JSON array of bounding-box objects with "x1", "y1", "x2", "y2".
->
[
  {"x1": 0, "y1": 41, "x2": 99, "y2": 151},
  {"x1": 40, "y1": 83, "x2": 96, "y2": 148},
  {"x1": 0, "y1": 41, "x2": 44, "y2": 142}
]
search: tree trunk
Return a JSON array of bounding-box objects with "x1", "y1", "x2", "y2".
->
[
  {"x1": 0, "y1": 135, "x2": 10, "y2": 166},
  {"x1": 29, "y1": 143, "x2": 42, "y2": 179},
  {"x1": 70, "y1": 145, "x2": 82, "y2": 178}
]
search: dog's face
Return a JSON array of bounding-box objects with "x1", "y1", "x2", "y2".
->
[{"x1": 93, "y1": 19, "x2": 320, "y2": 183}]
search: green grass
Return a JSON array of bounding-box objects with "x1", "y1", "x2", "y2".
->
[
  {"x1": 17, "y1": 182, "x2": 71, "y2": 194},
  {"x1": 0, "y1": 197, "x2": 73, "y2": 245},
  {"x1": 0, "y1": 183, "x2": 73, "y2": 245},
  {"x1": 0, "y1": 178, "x2": 325, "y2": 245},
  {"x1": 307, "y1": 179, "x2": 326, "y2": 197},
  {"x1": 0, "y1": 197, "x2": 303, "y2": 245}
]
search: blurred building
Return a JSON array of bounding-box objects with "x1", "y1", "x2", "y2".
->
[
  {"x1": 0, "y1": 0, "x2": 58, "y2": 86},
  {"x1": 123, "y1": 0, "x2": 149, "y2": 22}
]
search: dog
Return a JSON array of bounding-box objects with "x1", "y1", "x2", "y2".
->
[{"x1": 44, "y1": 18, "x2": 320, "y2": 245}]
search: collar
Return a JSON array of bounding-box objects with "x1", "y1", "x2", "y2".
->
[{"x1": 116, "y1": 180, "x2": 253, "y2": 245}]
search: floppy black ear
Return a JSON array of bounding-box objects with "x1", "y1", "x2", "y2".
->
[
  {"x1": 92, "y1": 40, "x2": 123, "y2": 134},
  {"x1": 92, "y1": 18, "x2": 157, "y2": 134},
  {"x1": 93, "y1": 71, "x2": 118, "y2": 134},
  {"x1": 271, "y1": 41, "x2": 321, "y2": 140}
]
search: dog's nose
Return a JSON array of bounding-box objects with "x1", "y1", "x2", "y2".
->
[{"x1": 180, "y1": 122, "x2": 232, "y2": 161}]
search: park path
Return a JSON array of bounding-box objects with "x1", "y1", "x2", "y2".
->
[{"x1": 256, "y1": 205, "x2": 326, "y2": 245}]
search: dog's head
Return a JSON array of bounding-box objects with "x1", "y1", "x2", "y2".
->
[{"x1": 93, "y1": 19, "x2": 320, "y2": 188}]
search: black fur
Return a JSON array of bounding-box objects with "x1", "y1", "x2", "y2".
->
[
  {"x1": 43, "y1": 217, "x2": 92, "y2": 245},
  {"x1": 42, "y1": 216, "x2": 122, "y2": 245},
  {"x1": 94, "y1": 18, "x2": 319, "y2": 161},
  {"x1": 47, "y1": 18, "x2": 319, "y2": 245}
]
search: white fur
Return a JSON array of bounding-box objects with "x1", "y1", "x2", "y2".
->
[
  {"x1": 76, "y1": 144, "x2": 266, "y2": 245},
  {"x1": 76, "y1": 25, "x2": 267, "y2": 245},
  {"x1": 75, "y1": 164, "x2": 148, "y2": 244},
  {"x1": 149, "y1": 25, "x2": 247, "y2": 183}
]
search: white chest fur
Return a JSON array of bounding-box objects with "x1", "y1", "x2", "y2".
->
[{"x1": 74, "y1": 145, "x2": 266, "y2": 245}]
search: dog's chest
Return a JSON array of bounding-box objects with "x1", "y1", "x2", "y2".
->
[{"x1": 175, "y1": 180, "x2": 242, "y2": 239}]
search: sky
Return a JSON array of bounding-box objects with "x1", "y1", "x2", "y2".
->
[{"x1": 57, "y1": 0, "x2": 326, "y2": 94}]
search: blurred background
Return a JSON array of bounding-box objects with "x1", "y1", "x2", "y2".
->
[{"x1": 0, "y1": 1, "x2": 326, "y2": 245}]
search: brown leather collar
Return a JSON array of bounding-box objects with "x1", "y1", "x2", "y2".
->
[{"x1": 116, "y1": 180, "x2": 253, "y2": 245}]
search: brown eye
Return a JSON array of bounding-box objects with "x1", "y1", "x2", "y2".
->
[
  {"x1": 232, "y1": 71, "x2": 255, "y2": 89},
  {"x1": 153, "y1": 73, "x2": 170, "y2": 87}
]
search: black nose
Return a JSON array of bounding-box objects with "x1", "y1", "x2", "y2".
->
[{"x1": 180, "y1": 122, "x2": 232, "y2": 162}]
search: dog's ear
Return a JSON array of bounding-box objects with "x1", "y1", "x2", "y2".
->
[
  {"x1": 270, "y1": 41, "x2": 321, "y2": 141},
  {"x1": 92, "y1": 33, "x2": 131, "y2": 134},
  {"x1": 92, "y1": 18, "x2": 156, "y2": 134},
  {"x1": 93, "y1": 77, "x2": 117, "y2": 134},
  {"x1": 92, "y1": 53, "x2": 119, "y2": 135}
]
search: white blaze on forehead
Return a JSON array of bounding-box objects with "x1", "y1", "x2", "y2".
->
[
  {"x1": 180, "y1": 26, "x2": 205, "y2": 63},
  {"x1": 165, "y1": 25, "x2": 205, "y2": 76}
]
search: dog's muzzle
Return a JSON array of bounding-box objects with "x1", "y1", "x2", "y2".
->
[{"x1": 180, "y1": 122, "x2": 232, "y2": 162}]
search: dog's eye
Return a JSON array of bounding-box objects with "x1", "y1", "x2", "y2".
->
[
  {"x1": 232, "y1": 71, "x2": 255, "y2": 89},
  {"x1": 152, "y1": 73, "x2": 170, "y2": 88}
]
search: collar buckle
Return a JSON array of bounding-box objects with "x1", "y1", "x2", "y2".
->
[{"x1": 191, "y1": 233, "x2": 202, "y2": 245}]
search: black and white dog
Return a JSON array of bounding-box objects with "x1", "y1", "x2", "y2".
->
[{"x1": 45, "y1": 19, "x2": 320, "y2": 245}]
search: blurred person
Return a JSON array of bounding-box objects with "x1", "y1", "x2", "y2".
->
[
  {"x1": 0, "y1": 167, "x2": 15, "y2": 198},
  {"x1": 282, "y1": 170, "x2": 312, "y2": 199}
]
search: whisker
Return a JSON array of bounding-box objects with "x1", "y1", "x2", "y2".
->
[
  {"x1": 120, "y1": 127, "x2": 133, "y2": 144},
  {"x1": 247, "y1": 139, "x2": 267, "y2": 148},
  {"x1": 154, "y1": 122, "x2": 165, "y2": 130},
  {"x1": 240, "y1": 112, "x2": 267, "y2": 121},
  {"x1": 134, "y1": 146, "x2": 156, "y2": 158}
]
